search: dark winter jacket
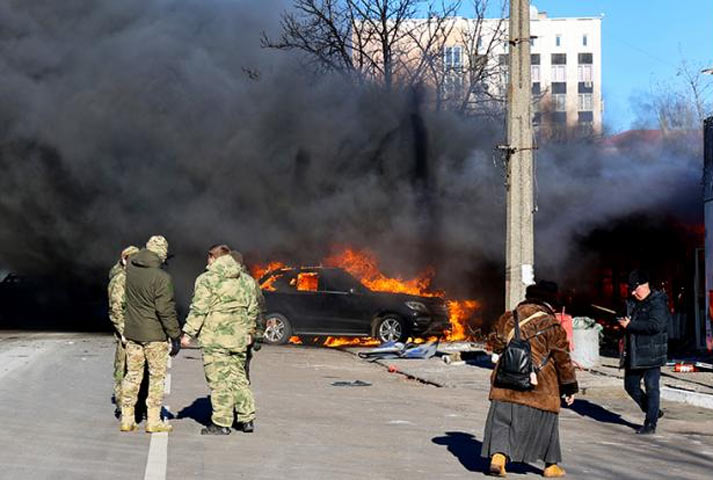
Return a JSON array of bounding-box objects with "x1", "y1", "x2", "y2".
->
[
  {"x1": 622, "y1": 290, "x2": 669, "y2": 369},
  {"x1": 124, "y1": 249, "x2": 181, "y2": 343},
  {"x1": 488, "y1": 301, "x2": 579, "y2": 413}
]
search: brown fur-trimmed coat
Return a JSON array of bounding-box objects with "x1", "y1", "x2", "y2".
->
[{"x1": 488, "y1": 301, "x2": 578, "y2": 413}]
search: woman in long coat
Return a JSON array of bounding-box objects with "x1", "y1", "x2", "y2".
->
[{"x1": 482, "y1": 281, "x2": 578, "y2": 478}]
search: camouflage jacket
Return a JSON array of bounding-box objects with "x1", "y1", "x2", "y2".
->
[
  {"x1": 183, "y1": 255, "x2": 260, "y2": 351},
  {"x1": 107, "y1": 262, "x2": 126, "y2": 337}
]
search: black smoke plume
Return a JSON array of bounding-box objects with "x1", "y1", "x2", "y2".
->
[{"x1": 0, "y1": 1, "x2": 703, "y2": 325}]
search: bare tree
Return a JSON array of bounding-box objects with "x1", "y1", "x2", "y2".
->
[
  {"x1": 427, "y1": 0, "x2": 507, "y2": 115},
  {"x1": 263, "y1": 0, "x2": 507, "y2": 109},
  {"x1": 635, "y1": 58, "x2": 713, "y2": 133}
]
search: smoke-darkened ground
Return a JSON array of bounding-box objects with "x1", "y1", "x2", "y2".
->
[{"x1": 0, "y1": 0, "x2": 704, "y2": 329}]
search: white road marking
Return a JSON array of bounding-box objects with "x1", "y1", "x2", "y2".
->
[
  {"x1": 144, "y1": 432, "x2": 168, "y2": 480},
  {"x1": 143, "y1": 354, "x2": 173, "y2": 480}
]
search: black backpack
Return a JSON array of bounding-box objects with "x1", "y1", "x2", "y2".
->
[{"x1": 493, "y1": 310, "x2": 547, "y2": 391}]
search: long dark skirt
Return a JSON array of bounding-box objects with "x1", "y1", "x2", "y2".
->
[{"x1": 481, "y1": 400, "x2": 562, "y2": 464}]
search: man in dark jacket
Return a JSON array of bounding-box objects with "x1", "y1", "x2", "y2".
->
[
  {"x1": 120, "y1": 235, "x2": 182, "y2": 433},
  {"x1": 618, "y1": 270, "x2": 669, "y2": 435}
]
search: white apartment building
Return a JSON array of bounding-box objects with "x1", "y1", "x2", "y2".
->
[{"x1": 440, "y1": 5, "x2": 603, "y2": 134}]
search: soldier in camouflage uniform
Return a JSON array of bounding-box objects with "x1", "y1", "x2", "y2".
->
[
  {"x1": 230, "y1": 250, "x2": 266, "y2": 382},
  {"x1": 121, "y1": 235, "x2": 182, "y2": 433},
  {"x1": 107, "y1": 245, "x2": 140, "y2": 416},
  {"x1": 181, "y1": 245, "x2": 260, "y2": 435}
]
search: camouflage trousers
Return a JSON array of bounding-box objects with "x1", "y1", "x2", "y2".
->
[
  {"x1": 113, "y1": 338, "x2": 126, "y2": 401},
  {"x1": 203, "y1": 349, "x2": 255, "y2": 427},
  {"x1": 121, "y1": 341, "x2": 169, "y2": 410}
]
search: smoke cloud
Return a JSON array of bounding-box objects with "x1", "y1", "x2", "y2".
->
[{"x1": 0, "y1": 0, "x2": 703, "y2": 312}]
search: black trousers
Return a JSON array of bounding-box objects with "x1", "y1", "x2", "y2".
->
[{"x1": 624, "y1": 367, "x2": 661, "y2": 427}]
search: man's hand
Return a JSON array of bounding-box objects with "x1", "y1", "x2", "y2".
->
[
  {"x1": 564, "y1": 395, "x2": 575, "y2": 406},
  {"x1": 169, "y1": 337, "x2": 181, "y2": 357},
  {"x1": 618, "y1": 317, "x2": 631, "y2": 329},
  {"x1": 121, "y1": 335, "x2": 127, "y2": 346},
  {"x1": 180, "y1": 334, "x2": 191, "y2": 348}
]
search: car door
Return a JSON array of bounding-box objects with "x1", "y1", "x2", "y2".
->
[
  {"x1": 318, "y1": 270, "x2": 373, "y2": 334},
  {"x1": 264, "y1": 270, "x2": 323, "y2": 333}
]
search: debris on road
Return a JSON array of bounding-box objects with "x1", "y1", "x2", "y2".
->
[
  {"x1": 357, "y1": 340, "x2": 438, "y2": 361},
  {"x1": 330, "y1": 380, "x2": 372, "y2": 387}
]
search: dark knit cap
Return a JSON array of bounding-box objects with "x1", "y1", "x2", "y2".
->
[{"x1": 628, "y1": 269, "x2": 649, "y2": 292}]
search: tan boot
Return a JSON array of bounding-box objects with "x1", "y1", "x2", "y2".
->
[
  {"x1": 145, "y1": 407, "x2": 173, "y2": 433},
  {"x1": 119, "y1": 407, "x2": 138, "y2": 432},
  {"x1": 543, "y1": 464, "x2": 566, "y2": 477},
  {"x1": 489, "y1": 453, "x2": 507, "y2": 477}
]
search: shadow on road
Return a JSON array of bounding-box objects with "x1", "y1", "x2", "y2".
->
[
  {"x1": 431, "y1": 431, "x2": 541, "y2": 475},
  {"x1": 569, "y1": 399, "x2": 640, "y2": 430},
  {"x1": 176, "y1": 396, "x2": 212, "y2": 427}
]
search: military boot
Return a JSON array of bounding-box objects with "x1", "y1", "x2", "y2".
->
[
  {"x1": 201, "y1": 423, "x2": 231, "y2": 435},
  {"x1": 145, "y1": 407, "x2": 173, "y2": 433},
  {"x1": 120, "y1": 407, "x2": 138, "y2": 432}
]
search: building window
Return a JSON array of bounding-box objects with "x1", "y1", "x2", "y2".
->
[
  {"x1": 444, "y1": 46, "x2": 463, "y2": 70},
  {"x1": 553, "y1": 93, "x2": 566, "y2": 111},
  {"x1": 532, "y1": 65, "x2": 540, "y2": 82},
  {"x1": 578, "y1": 82, "x2": 593, "y2": 94},
  {"x1": 531, "y1": 54, "x2": 540, "y2": 65},
  {"x1": 533, "y1": 112, "x2": 542, "y2": 125},
  {"x1": 532, "y1": 82, "x2": 541, "y2": 95},
  {"x1": 583, "y1": 34, "x2": 588, "y2": 47},
  {"x1": 477, "y1": 36, "x2": 483, "y2": 50},
  {"x1": 499, "y1": 54, "x2": 509, "y2": 66},
  {"x1": 578, "y1": 53, "x2": 593, "y2": 64},
  {"x1": 578, "y1": 65, "x2": 593, "y2": 82},
  {"x1": 551, "y1": 53, "x2": 567, "y2": 65},
  {"x1": 578, "y1": 111, "x2": 594, "y2": 122},
  {"x1": 551, "y1": 65, "x2": 566, "y2": 82},
  {"x1": 552, "y1": 82, "x2": 566, "y2": 94},
  {"x1": 553, "y1": 111, "x2": 567, "y2": 123},
  {"x1": 555, "y1": 34, "x2": 562, "y2": 47},
  {"x1": 578, "y1": 93, "x2": 593, "y2": 111}
]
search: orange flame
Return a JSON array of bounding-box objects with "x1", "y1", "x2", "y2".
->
[
  {"x1": 252, "y1": 261, "x2": 288, "y2": 281},
  {"x1": 324, "y1": 248, "x2": 440, "y2": 297},
  {"x1": 325, "y1": 247, "x2": 477, "y2": 343}
]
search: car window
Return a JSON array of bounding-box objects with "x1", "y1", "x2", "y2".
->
[
  {"x1": 296, "y1": 272, "x2": 319, "y2": 292},
  {"x1": 321, "y1": 269, "x2": 367, "y2": 293},
  {"x1": 261, "y1": 271, "x2": 297, "y2": 292}
]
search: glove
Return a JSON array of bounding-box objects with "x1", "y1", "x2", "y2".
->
[
  {"x1": 252, "y1": 340, "x2": 262, "y2": 352},
  {"x1": 169, "y1": 337, "x2": 181, "y2": 357}
]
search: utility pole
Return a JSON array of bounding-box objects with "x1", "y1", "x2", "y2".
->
[{"x1": 504, "y1": 0, "x2": 534, "y2": 310}]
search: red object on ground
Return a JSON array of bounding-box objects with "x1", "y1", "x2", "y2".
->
[
  {"x1": 388, "y1": 365, "x2": 398, "y2": 373},
  {"x1": 673, "y1": 363, "x2": 698, "y2": 373},
  {"x1": 555, "y1": 311, "x2": 574, "y2": 351}
]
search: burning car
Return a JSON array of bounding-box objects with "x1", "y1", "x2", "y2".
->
[{"x1": 258, "y1": 266, "x2": 451, "y2": 344}]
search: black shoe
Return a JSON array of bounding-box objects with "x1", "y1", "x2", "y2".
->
[
  {"x1": 636, "y1": 424, "x2": 656, "y2": 435},
  {"x1": 658, "y1": 410, "x2": 664, "y2": 419},
  {"x1": 241, "y1": 420, "x2": 254, "y2": 433},
  {"x1": 201, "y1": 423, "x2": 231, "y2": 435},
  {"x1": 114, "y1": 407, "x2": 121, "y2": 419}
]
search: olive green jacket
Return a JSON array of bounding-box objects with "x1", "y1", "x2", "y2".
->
[{"x1": 124, "y1": 249, "x2": 181, "y2": 342}]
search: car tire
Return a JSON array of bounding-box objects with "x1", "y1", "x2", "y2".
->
[
  {"x1": 374, "y1": 315, "x2": 405, "y2": 344},
  {"x1": 263, "y1": 313, "x2": 293, "y2": 345}
]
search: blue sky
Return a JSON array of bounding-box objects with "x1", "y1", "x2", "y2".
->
[{"x1": 461, "y1": 0, "x2": 713, "y2": 132}]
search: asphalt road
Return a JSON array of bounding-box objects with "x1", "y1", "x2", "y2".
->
[{"x1": 0, "y1": 331, "x2": 711, "y2": 479}]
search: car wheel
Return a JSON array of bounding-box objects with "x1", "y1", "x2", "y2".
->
[
  {"x1": 263, "y1": 313, "x2": 293, "y2": 345},
  {"x1": 375, "y1": 315, "x2": 405, "y2": 343}
]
